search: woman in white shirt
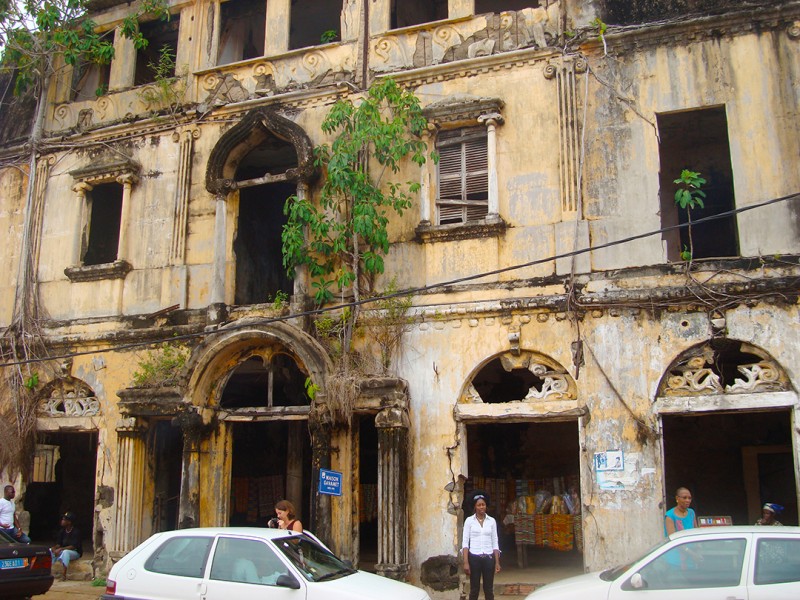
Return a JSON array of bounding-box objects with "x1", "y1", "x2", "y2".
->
[{"x1": 462, "y1": 494, "x2": 500, "y2": 600}]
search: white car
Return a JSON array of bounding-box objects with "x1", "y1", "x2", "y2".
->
[
  {"x1": 527, "y1": 525, "x2": 800, "y2": 599},
  {"x1": 102, "y1": 527, "x2": 430, "y2": 600}
]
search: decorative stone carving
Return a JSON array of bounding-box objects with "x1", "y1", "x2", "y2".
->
[
  {"x1": 38, "y1": 378, "x2": 100, "y2": 417},
  {"x1": 659, "y1": 341, "x2": 790, "y2": 397},
  {"x1": 523, "y1": 363, "x2": 572, "y2": 400}
]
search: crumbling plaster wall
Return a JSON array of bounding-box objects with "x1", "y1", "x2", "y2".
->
[{"x1": 396, "y1": 298, "x2": 800, "y2": 574}]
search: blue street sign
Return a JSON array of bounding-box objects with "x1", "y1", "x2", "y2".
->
[{"x1": 318, "y1": 469, "x2": 343, "y2": 496}]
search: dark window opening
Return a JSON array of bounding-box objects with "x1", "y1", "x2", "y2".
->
[
  {"x1": 83, "y1": 182, "x2": 123, "y2": 266},
  {"x1": 658, "y1": 107, "x2": 739, "y2": 261},
  {"x1": 391, "y1": 0, "x2": 448, "y2": 29},
  {"x1": 221, "y1": 354, "x2": 308, "y2": 409},
  {"x1": 234, "y1": 136, "x2": 298, "y2": 306},
  {"x1": 218, "y1": 0, "x2": 266, "y2": 64},
  {"x1": 475, "y1": 1, "x2": 540, "y2": 15},
  {"x1": 72, "y1": 62, "x2": 111, "y2": 102},
  {"x1": 472, "y1": 357, "x2": 559, "y2": 403},
  {"x1": 289, "y1": 0, "x2": 340, "y2": 50},
  {"x1": 135, "y1": 16, "x2": 180, "y2": 86},
  {"x1": 436, "y1": 127, "x2": 489, "y2": 225},
  {"x1": 358, "y1": 415, "x2": 378, "y2": 571}
]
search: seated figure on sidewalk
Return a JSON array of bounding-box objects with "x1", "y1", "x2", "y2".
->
[{"x1": 52, "y1": 512, "x2": 83, "y2": 581}]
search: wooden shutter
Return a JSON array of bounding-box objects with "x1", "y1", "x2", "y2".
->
[{"x1": 436, "y1": 127, "x2": 489, "y2": 224}]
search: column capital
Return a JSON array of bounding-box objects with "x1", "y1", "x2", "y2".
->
[
  {"x1": 116, "y1": 173, "x2": 139, "y2": 186},
  {"x1": 478, "y1": 112, "x2": 504, "y2": 127},
  {"x1": 72, "y1": 181, "x2": 93, "y2": 195},
  {"x1": 375, "y1": 406, "x2": 410, "y2": 429}
]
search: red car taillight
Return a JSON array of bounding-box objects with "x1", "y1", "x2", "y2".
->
[
  {"x1": 106, "y1": 579, "x2": 117, "y2": 595},
  {"x1": 31, "y1": 554, "x2": 52, "y2": 570}
]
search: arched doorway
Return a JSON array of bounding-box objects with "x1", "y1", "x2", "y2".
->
[
  {"x1": 205, "y1": 107, "x2": 318, "y2": 307},
  {"x1": 182, "y1": 321, "x2": 332, "y2": 537},
  {"x1": 655, "y1": 339, "x2": 799, "y2": 526},
  {"x1": 456, "y1": 351, "x2": 584, "y2": 584}
]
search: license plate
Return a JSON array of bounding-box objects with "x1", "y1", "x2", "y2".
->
[{"x1": 0, "y1": 558, "x2": 27, "y2": 569}]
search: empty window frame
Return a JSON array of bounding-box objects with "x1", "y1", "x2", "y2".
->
[
  {"x1": 218, "y1": 0, "x2": 266, "y2": 64},
  {"x1": 135, "y1": 16, "x2": 180, "y2": 86},
  {"x1": 657, "y1": 107, "x2": 739, "y2": 261},
  {"x1": 289, "y1": 0, "x2": 341, "y2": 50},
  {"x1": 83, "y1": 182, "x2": 123, "y2": 266},
  {"x1": 391, "y1": 0, "x2": 448, "y2": 29},
  {"x1": 475, "y1": 1, "x2": 540, "y2": 13},
  {"x1": 72, "y1": 61, "x2": 111, "y2": 101},
  {"x1": 436, "y1": 127, "x2": 489, "y2": 225}
]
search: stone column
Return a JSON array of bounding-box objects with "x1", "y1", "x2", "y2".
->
[
  {"x1": 287, "y1": 422, "x2": 304, "y2": 519},
  {"x1": 71, "y1": 182, "x2": 92, "y2": 265},
  {"x1": 210, "y1": 192, "x2": 227, "y2": 306},
  {"x1": 115, "y1": 173, "x2": 138, "y2": 262},
  {"x1": 419, "y1": 125, "x2": 435, "y2": 226},
  {"x1": 309, "y1": 401, "x2": 332, "y2": 546},
  {"x1": 265, "y1": 0, "x2": 291, "y2": 56},
  {"x1": 110, "y1": 418, "x2": 147, "y2": 558},
  {"x1": 175, "y1": 412, "x2": 205, "y2": 529},
  {"x1": 375, "y1": 406, "x2": 410, "y2": 580},
  {"x1": 109, "y1": 27, "x2": 136, "y2": 91},
  {"x1": 478, "y1": 112, "x2": 503, "y2": 222}
]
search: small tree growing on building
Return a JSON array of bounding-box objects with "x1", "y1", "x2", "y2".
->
[
  {"x1": 673, "y1": 169, "x2": 706, "y2": 261},
  {"x1": 282, "y1": 77, "x2": 432, "y2": 354}
]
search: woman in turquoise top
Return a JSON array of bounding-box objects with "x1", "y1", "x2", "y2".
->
[{"x1": 664, "y1": 487, "x2": 697, "y2": 536}]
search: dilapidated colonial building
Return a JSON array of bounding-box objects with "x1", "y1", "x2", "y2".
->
[{"x1": 1, "y1": 0, "x2": 799, "y2": 596}]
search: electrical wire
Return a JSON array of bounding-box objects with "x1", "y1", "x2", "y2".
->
[{"x1": 0, "y1": 191, "x2": 797, "y2": 369}]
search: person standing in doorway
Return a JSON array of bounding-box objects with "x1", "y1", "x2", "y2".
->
[
  {"x1": 664, "y1": 486, "x2": 697, "y2": 535},
  {"x1": 52, "y1": 512, "x2": 82, "y2": 581},
  {"x1": 0, "y1": 485, "x2": 30, "y2": 543},
  {"x1": 274, "y1": 500, "x2": 303, "y2": 532},
  {"x1": 462, "y1": 494, "x2": 501, "y2": 600},
  {"x1": 755, "y1": 503, "x2": 784, "y2": 526}
]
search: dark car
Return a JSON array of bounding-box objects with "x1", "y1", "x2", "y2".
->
[{"x1": 0, "y1": 529, "x2": 53, "y2": 599}]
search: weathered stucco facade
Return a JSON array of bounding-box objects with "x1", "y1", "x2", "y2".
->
[{"x1": 1, "y1": 0, "x2": 799, "y2": 595}]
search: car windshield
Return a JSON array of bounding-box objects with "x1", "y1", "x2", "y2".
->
[
  {"x1": 599, "y1": 537, "x2": 671, "y2": 581},
  {"x1": 271, "y1": 534, "x2": 355, "y2": 583}
]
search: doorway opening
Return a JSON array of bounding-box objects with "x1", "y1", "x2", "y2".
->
[
  {"x1": 228, "y1": 420, "x2": 311, "y2": 527},
  {"x1": 26, "y1": 431, "x2": 98, "y2": 546},
  {"x1": 662, "y1": 410, "x2": 797, "y2": 526},
  {"x1": 357, "y1": 414, "x2": 379, "y2": 571},
  {"x1": 150, "y1": 420, "x2": 183, "y2": 533},
  {"x1": 464, "y1": 421, "x2": 584, "y2": 581}
]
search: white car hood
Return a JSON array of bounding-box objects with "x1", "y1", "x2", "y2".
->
[
  {"x1": 311, "y1": 570, "x2": 429, "y2": 600},
  {"x1": 529, "y1": 572, "x2": 610, "y2": 599}
]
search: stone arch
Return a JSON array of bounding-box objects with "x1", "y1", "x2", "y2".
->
[
  {"x1": 656, "y1": 338, "x2": 793, "y2": 398},
  {"x1": 205, "y1": 106, "x2": 318, "y2": 195},
  {"x1": 458, "y1": 350, "x2": 577, "y2": 404},
  {"x1": 185, "y1": 319, "x2": 332, "y2": 410}
]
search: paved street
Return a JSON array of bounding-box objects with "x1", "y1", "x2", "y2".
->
[{"x1": 41, "y1": 579, "x2": 103, "y2": 600}]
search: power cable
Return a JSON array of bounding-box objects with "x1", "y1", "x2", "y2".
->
[{"x1": 0, "y1": 191, "x2": 797, "y2": 369}]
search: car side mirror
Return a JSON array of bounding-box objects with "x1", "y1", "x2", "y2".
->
[
  {"x1": 276, "y1": 573, "x2": 301, "y2": 589},
  {"x1": 630, "y1": 573, "x2": 644, "y2": 589}
]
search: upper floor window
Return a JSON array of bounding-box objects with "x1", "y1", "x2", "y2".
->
[
  {"x1": 72, "y1": 61, "x2": 111, "y2": 101},
  {"x1": 83, "y1": 182, "x2": 123, "y2": 266},
  {"x1": 475, "y1": 1, "x2": 540, "y2": 13},
  {"x1": 657, "y1": 107, "x2": 739, "y2": 261},
  {"x1": 436, "y1": 127, "x2": 488, "y2": 225},
  {"x1": 218, "y1": 0, "x2": 266, "y2": 64},
  {"x1": 391, "y1": 0, "x2": 448, "y2": 29},
  {"x1": 289, "y1": 0, "x2": 341, "y2": 50},
  {"x1": 135, "y1": 16, "x2": 180, "y2": 86}
]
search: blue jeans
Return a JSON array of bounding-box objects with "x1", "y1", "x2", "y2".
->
[
  {"x1": 54, "y1": 549, "x2": 80, "y2": 568},
  {"x1": 1, "y1": 526, "x2": 30, "y2": 544}
]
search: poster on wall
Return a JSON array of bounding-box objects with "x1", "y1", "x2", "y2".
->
[{"x1": 594, "y1": 450, "x2": 624, "y2": 472}]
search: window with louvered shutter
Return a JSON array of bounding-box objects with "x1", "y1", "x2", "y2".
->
[{"x1": 436, "y1": 127, "x2": 489, "y2": 225}]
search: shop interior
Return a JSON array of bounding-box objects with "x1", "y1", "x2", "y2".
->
[
  {"x1": 465, "y1": 421, "x2": 584, "y2": 577},
  {"x1": 662, "y1": 409, "x2": 797, "y2": 526}
]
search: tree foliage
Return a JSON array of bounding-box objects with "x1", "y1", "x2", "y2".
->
[
  {"x1": 0, "y1": 0, "x2": 169, "y2": 95},
  {"x1": 281, "y1": 77, "x2": 433, "y2": 305}
]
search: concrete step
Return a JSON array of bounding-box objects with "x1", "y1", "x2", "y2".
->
[
  {"x1": 53, "y1": 557, "x2": 94, "y2": 581},
  {"x1": 463, "y1": 581, "x2": 544, "y2": 599}
]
